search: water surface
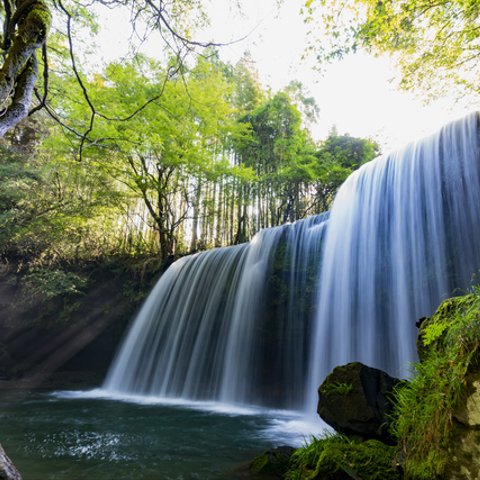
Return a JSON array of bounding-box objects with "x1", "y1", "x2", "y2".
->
[{"x1": 0, "y1": 391, "x2": 322, "y2": 480}]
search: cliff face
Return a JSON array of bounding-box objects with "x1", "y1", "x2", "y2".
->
[
  {"x1": 0, "y1": 259, "x2": 162, "y2": 389},
  {"x1": 446, "y1": 373, "x2": 480, "y2": 480}
]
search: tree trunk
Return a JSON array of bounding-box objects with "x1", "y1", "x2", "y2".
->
[{"x1": 0, "y1": 0, "x2": 51, "y2": 136}]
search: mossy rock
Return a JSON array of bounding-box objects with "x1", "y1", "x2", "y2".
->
[
  {"x1": 285, "y1": 435, "x2": 401, "y2": 480},
  {"x1": 250, "y1": 446, "x2": 295, "y2": 478},
  {"x1": 393, "y1": 289, "x2": 480, "y2": 479},
  {"x1": 417, "y1": 294, "x2": 477, "y2": 361},
  {"x1": 317, "y1": 362, "x2": 402, "y2": 444}
]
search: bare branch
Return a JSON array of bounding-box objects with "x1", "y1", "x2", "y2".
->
[{"x1": 57, "y1": 0, "x2": 96, "y2": 160}]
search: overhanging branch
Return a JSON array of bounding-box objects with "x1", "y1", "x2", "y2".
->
[{"x1": 0, "y1": 0, "x2": 50, "y2": 136}]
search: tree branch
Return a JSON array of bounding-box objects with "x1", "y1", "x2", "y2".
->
[
  {"x1": 0, "y1": 0, "x2": 50, "y2": 136},
  {"x1": 0, "y1": 54, "x2": 37, "y2": 136}
]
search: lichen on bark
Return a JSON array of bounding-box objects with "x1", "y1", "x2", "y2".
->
[{"x1": 0, "y1": 0, "x2": 50, "y2": 136}]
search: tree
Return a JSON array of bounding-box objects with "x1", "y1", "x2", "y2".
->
[
  {"x1": 44, "y1": 53, "x2": 253, "y2": 260},
  {"x1": 0, "y1": 138, "x2": 126, "y2": 264},
  {"x1": 304, "y1": 0, "x2": 480, "y2": 98},
  {"x1": 231, "y1": 52, "x2": 265, "y2": 115},
  {"x1": 234, "y1": 91, "x2": 317, "y2": 230},
  {"x1": 284, "y1": 80, "x2": 319, "y2": 127},
  {"x1": 0, "y1": 0, "x2": 222, "y2": 138},
  {"x1": 313, "y1": 130, "x2": 379, "y2": 210},
  {"x1": 0, "y1": 0, "x2": 50, "y2": 136}
]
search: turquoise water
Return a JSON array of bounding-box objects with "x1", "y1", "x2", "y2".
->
[{"x1": 0, "y1": 391, "x2": 322, "y2": 480}]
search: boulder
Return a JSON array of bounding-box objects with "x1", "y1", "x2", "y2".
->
[
  {"x1": 0, "y1": 444, "x2": 21, "y2": 480},
  {"x1": 249, "y1": 446, "x2": 295, "y2": 479},
  {"x1": 444, "y1": 425, "x2": 480, "y2": 480},
  {"x1": 317, "y1": 362, "x2": 402, "y2": 444}
]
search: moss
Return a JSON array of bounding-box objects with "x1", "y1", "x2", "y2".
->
[
  {"x1": 392, "y1": 288, "x2": 480, "y2": 479},
  {"x1": 250, "y1": 452, "x2": 274, "y2": 474},
  {"x1": 321, "y1": 381, "x2": 353, "y2": 396},
  {"x1": 250, "y1": 446, "x2": 294, "y2": 478},
  {"x1": 285, "y1": 434, "x2": 400, "y2": 480},
  {"x1": 289, "y1": 288, "x2": 480, "y2": 480},
  {"x1": 416, "y1": 294, "x2": 476, "y2": 359}
]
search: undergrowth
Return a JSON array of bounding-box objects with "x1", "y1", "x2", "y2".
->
[
  {"x1": 391, "y1": 288, "x2": 480, "y2": 479},
  {"x1": 286, "y1": 287, "x2": 480, "y2": 480},
  {"x1": 285, "y1": 433, "x2": 400, "y2": 480}
]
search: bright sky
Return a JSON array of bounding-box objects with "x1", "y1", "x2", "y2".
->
[{"x1": 95, "y1": 0, "x2": 480, "y2": 152}]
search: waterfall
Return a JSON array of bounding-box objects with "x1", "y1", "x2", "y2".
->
[
  {"x1": 104, "y1": 112, "x2": 480, "y2": 414},
  {"x1": 104, "y1": 214, "x2": 328, "y2": 410},
  {"x1": 307, "y1": 111, "x2": 480, "y2": 411}
]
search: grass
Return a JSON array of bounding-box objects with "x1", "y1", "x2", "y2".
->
[
  {"x1": 285, "y1": 433, "x2": 400, "y2": 480},
  {"x1": 391, "y1": 287, "x2": 480, "y2": 479},
  {"x1": 286, "y1": 286, "x2": 480, "y2": 479}
]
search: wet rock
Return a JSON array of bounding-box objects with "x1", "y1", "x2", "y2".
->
[
  {"x1": 0, "y1": 444, "x2": 21, "y2": 480},
  {"x1": 444, "y1": 372, "x2": 480, "y2": 479},
  {"x1": 317, "y1": 362, "x2": 402, "y2": 444},
  {"x1": 445, "y1": 423, "x2": 480, "y2": 480},
  {"x1": 454, "y1": 374, "x2": 480, "y2": 427},
  {"x1": 249, "y1": 446, "x2": 295, "y2": 478}
]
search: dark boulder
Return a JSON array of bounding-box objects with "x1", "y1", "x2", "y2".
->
[
  {"x1": 0, "y1": 444, "x2": 21, "y2": 480},
  {"x1": 248, "y1": 446, "x2": 295, "y2": 479},
  {"x1": 317, "y1": 362, "x2": 402, "y2": 444}
]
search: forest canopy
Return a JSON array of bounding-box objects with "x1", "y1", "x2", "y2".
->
[
  {"x1": 304, "y1": 0, "x2": 480, "y2": 99},
  {"x1": 0, "y1": 0, "x2": 382, "y2": 270},
  {"x1": 0, "y1": 0, "x2": 215, "y2": 137}
]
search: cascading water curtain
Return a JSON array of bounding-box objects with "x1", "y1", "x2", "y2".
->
[
  {"x1": 104, "y1": 113, "x2": 479, "y2": 414},
  {"x1": 307, "y1": 112, "x2": 480, "y2": 412},
  {"x1": 104, "y1": 214, "x2": 328, "y2": 410}
]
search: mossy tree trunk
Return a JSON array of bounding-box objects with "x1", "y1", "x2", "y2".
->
[{"x1": 0, "y1": 0, "x2": 50, "y2": 137}]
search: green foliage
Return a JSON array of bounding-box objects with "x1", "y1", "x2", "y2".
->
[
  {"x1": 285, "y1": 434, "x2": 400, "y2": 480},
  {"x1": 22, "y1": 268, "x2": 87, "y2": 301},
  {"x1": 313, "y1": 131, "x2": 379, "y2": 210},
  {"x1": 46, "y1": 52, "x2": 254, "y2": 259},
  {"x1": 1, "y1": 27, "x2": 378, "y2": 263},
  {"x1": 234, "y1": 90, "x2": 320, "y2": 226},
  {"x1": 304, "y1": 0, "x2": 480, "y2": 98},
  {"x1": 421, "y1": 318, "x2": 449, "y2": 347},
  {"x1": 231, "y1": 52, "x2": 265, "y2": 115},
  {"x1": 321, "y1": 381, "x2": 353, "y2": 396},
  {"x1": 0, "y1": 145, "x2": 42, "y2": 254},
  {"x1": 47, "y1": 50, "x2": 374, "y2": 254},
  {"x1": 0, "y1": 136, "x2": 132, "y2": 265},
  {"x1": 319, "y1": 131, "x2": 379, "y2": 170},
  {"x1": 391, "y1": 289, "x2": 480, "y2": 479}
]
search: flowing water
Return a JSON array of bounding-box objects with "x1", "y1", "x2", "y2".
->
[
  {"x1": 104, "y1": 112, "x2": 480, "y2": 414},
  {"x1": 104, "y1": 214, "x2": 328, "y2": 411},
  {"x1": 307, "y1": 112, "x2": 480, "y2": 409}
]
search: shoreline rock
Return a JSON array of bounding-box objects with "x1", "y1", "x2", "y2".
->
[
  {"x1": 0, "y1": 444, "x2": 22, "y2": 480},
  {"x1": 317, "y1": 361, "x2": 402, "y2": 445}
]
